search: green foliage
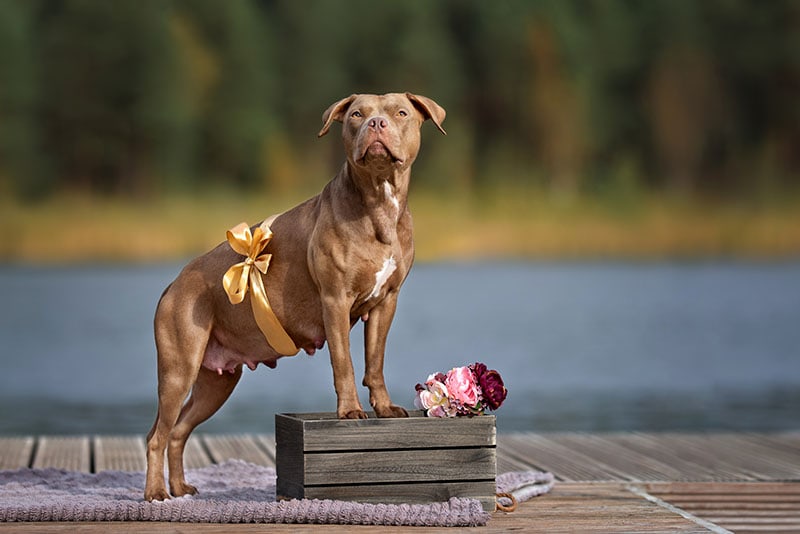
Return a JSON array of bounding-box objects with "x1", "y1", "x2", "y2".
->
[
  {"x1": 0, "y1": 0, "x2": 46, "y2": 199},
  {"x1": 0, "y1": 0, "x2": 796, "y2": 200}
]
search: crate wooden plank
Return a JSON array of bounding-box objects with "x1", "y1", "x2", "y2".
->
[
  {"x1": 31, "y1": 436, "x2": 90, "y2": 472},
  {"x1": 303, "y1": 480, "x2": 498, "y2": 511},
  {"x1": 280, "y1": 411, "x2": 496, "y2": 451},
  {"x1": 202, "y1": 434, "x2": 273, "y2": 467},
  {"x1": 0, "y1": 436, "x2": 34, "y2": 469},
  {"x1": 93, "y1": 436, "x2": 146, "y2": 472},
  {"x1": 303, "y1": 447, "x2": 496, "y2": 485},
  {"x1": 275, "y1": 418, "x2": 304, "y2": 500}
]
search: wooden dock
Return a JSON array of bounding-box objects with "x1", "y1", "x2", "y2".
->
[{"x1": 1, "y1": 432, "x2": 799, "y2": 533}]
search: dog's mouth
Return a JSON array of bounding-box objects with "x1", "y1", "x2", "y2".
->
[{"x1": 359, "y1": 141, "x2": 404, "y2": 166}]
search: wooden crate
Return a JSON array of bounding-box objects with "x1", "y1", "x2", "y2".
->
[{"x1": 275, "y1": 411, "x2": 497, "y2": 511}]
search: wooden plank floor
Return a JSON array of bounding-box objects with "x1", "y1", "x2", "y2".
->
[{"x1": 0, "y1": 432, "x2": 798, "y2": 533}]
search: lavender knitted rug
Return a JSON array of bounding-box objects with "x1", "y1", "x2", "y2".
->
[{"x1": 0, "y1": 460, "x2": 553, "y2": 526}]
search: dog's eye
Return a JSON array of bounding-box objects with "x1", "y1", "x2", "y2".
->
[
  {"x1": 398, "y1": 110, "x2": 408, "y2": 117},
  {"x1": 351, "y1": 110, "x2": 362, "y2": 118}
]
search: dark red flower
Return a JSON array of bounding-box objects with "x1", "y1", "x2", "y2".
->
[
  {"x1": 472, "y1": 362, "x2": 507, "y2": 411},
  {"x1": 471, "y1": 362, "x2": 487, "y2": 379}
]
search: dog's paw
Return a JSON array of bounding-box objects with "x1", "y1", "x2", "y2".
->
[
  {"x1": 144, "y1": 487, "x2": 171, "y2": 502},
  {"x1": 340, "y1": 409, "x2": 369, "y2": 419},
  {"x1": 375, "y1": 404, "x2": 409, "y2": 418},
  {"x1": 170, "y1": 481, "x2": 198, "y2": 497}
]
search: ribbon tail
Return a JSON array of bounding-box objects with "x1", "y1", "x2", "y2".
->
[
  {"x1": 222, "y1": 263, "x2": 249, "y2": 305},
  {"x1": 248, "y1": 269, "x2": 299, "y2": 356}
]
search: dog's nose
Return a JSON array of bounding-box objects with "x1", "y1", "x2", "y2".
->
[{"x1": 368, "y1": 116, "x2": 388, "y2": 132}]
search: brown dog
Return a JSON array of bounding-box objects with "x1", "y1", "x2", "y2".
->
[{"x1": 144, "y1": 93, "x2": 446, "y2": 501}]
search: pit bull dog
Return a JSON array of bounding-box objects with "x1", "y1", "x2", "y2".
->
[{"x1": 144, "y1": 93, "x2": 446, "y2": 501}]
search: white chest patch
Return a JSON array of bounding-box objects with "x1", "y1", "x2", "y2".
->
[
  {"x1": 384, "y1": 181, "x2": 400, "y2": 212},
  {"x1": 370, "y1": 255, "x2": 397, "y2": 299}
]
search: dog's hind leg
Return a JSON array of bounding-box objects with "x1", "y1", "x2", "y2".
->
[
  {"x1": 167, "y1": 366, "x2": 242, "y2": 497},
  {"x1": 144, "y1": 358, "x2": 200, "y2": 501},
  {"x1": 144, "y1": 289, "x2": 211, "y2": 502}
]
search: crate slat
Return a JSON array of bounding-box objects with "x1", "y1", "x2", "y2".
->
[
  {"x1": 303, "y1": 480, "x2": 498, "y2": 511},
  {"x1": 303, "y1": 447, "x2": 496, "y2": 485},
  {"x1": 281, "y1": 410, "x2": 496, "y2": 451}
]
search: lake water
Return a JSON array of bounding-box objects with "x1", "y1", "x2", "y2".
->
[{"x1": 1, "y1": 261, "x2": 798, "y2": 435}]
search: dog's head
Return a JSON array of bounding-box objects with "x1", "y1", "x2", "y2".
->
[{"x1": 318, "y1": 93, "x2": 446, "y2": 171}]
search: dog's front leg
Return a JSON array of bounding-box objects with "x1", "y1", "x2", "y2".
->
[
  {"x1": 322, "y1": 293, "x2": 367, "y2": 419},
  {"x1": 363, "y1": 291, "x2": 409, "y2": 418}
]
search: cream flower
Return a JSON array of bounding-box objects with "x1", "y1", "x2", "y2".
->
[{"x1": 414, "y1": 376, "x2": 456, "y2": 417}]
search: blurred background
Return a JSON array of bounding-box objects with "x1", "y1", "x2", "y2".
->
[{"x1": 0, "y1": 0, "x2": 798, "y2": 435}]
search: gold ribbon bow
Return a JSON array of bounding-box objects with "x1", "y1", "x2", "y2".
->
[{"x1": 222, "y1": 221, "x2": 299, "y2": 356}]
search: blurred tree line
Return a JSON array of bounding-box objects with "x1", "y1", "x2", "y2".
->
[{"x1": 0, "y1": 0, "x2": 797, "y2": 202}]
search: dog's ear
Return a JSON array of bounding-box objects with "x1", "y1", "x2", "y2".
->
[
  {"x1": 318, "y1": 94, "x2": 358, "y2": 137},
  {"x1": 406, "y1": 93, "x2": 447, "y2": 135}
]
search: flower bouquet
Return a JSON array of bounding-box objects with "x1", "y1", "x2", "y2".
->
[{"x1": 414, "y1": 362, "x2": 507, "y2": 417}]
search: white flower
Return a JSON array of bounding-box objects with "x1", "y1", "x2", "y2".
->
[{"x1": 414, "y1": 378, "x2": 457, "y2": 417}]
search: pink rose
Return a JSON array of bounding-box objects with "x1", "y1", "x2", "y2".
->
[{"x1": 445, "y1": 366, "x2": 480, "y2": 407}]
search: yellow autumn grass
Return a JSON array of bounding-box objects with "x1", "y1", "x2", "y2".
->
[
  {"x1": 411, "y1": 187, "x2": 800, "y2": 260},
  {"x1": 1, "y1": 187, "x2": 799, "y2": 263}
]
